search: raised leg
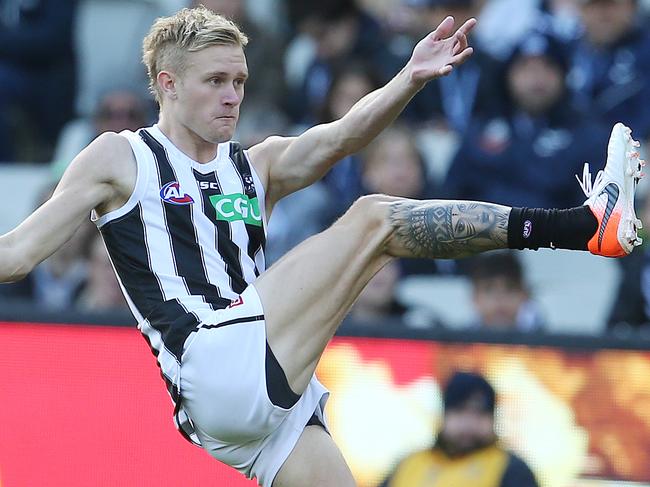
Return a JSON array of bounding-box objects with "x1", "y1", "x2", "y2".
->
[
  {"x1": 254, "y1": 195, "x2": 512, "y2": 393},
  {"x1": 258, "y1": 122, "x2": 644, "y2": 484}
]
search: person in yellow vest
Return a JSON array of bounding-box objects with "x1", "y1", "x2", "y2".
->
[{"x1": 381, "y1": 371, "x2": 538, "y2": 487}]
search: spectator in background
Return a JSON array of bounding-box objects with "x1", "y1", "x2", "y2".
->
[
  {"x1": 361, "y1": 126, "x2": 433, "y2": 200},
  {"x1": 444, "y1": 32, "x2": 610, "y2": 209},
  {"x1": 360, "y1": 126, "x2": 443, "y2": 275},
  {"x1": 383, "y1": 0, "x2": 502, "y2": 188},
  {"x1": 52, "y1": 86, "x2": 151, "y2": 177},
  {"x1": 270, "y1": 125, "x2": 442, "y2": 275},
  {"x1": 265, "y1": 61, "x2": 382, "y2": 264},
  {"x1": 381, "y1": 371, "x2": 539, "y2": 487},
  {"x1": 319, "y1": 62, "x2": 383, "y2": 127},
  {"x1": 0, "y1": 0, "x2": 77, "y2": 162},
  {"x1": 284, "y1": 0, "x2": 390, "y2": 124},
  {"x1": 568, "y1": 0, "x2": 650, "y2": 142},
  {"x1": 76, "y1": 234, "x2": 128, "y2": 312},
  {"x1": 347, "y1": 260, "x2": 407, "y2": 324},
  {"x1": 319, "y1": 63, "x2": 385, "y2": 214},
  {"x1": 466, "y1": 251, "x2": 544, "y2": 332},
  {"x1": 389, "y1": 0, "x2": 503, "y2": 134}
]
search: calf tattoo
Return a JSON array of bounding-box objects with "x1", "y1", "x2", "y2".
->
[{"x1": 389, "y1": 200, "x2": 510, "y2": 259}]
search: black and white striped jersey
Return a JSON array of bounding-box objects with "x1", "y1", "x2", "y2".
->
[{"x1": 94, "y1": 125, "x2": 267, "y2": 422}]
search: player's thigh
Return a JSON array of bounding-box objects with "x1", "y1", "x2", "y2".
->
[
  {"x1": 255, "y1": 194, "x2": 400, "y2": 393},
  {"x1": 273, "y1": 426, "x2": 356, "y2": 487}
]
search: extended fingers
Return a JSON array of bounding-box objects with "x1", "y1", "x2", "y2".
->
[
  {"x1": 430, "y1": 16, "x2": 455, "y2": 41},
  {"x1": 452, "y1": 17, "x2": 475, "y2": 53},
  {"x1": 451, "y1": 46, "x2": 474, "y2": 66},
  {"x1": 457, "y1": 17, "x2": 477, "y2": 37},
  {"x1": 453, "y1": 32, "x2": 468, "y2": 55},
  {"x1": 439, "y1": 46, "x2": 474, "y2": 76},
  {"x1": 430, "y1": 17, "x2": 475, "y2": 44}
]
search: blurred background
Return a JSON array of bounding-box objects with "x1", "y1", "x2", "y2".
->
[{"x1": 1, "y1": 0, "x2": 650, "y2": 486}]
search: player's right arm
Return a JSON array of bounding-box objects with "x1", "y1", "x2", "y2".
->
[{"x1": 0, "y1": 132, "x2": 135, "y2": 282}]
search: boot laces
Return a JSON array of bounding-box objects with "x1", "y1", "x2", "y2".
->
[{"x1": 575, "y1": 163, "x2": 604, "y2": 199}]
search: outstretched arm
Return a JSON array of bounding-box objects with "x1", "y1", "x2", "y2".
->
[
  {"x1": 0, "y1": 132, "x2": 133, "y2": 282},
  {"x1": 248, "y1": 16, "x2": 476, "y2": 204}
]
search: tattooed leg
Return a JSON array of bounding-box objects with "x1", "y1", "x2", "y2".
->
[
  {"x1": 252, "y1": 195, "x2": 510, "y2": 394},
  {"x1": 388, "y1": 199, "x2": 511, "y2": 259}
]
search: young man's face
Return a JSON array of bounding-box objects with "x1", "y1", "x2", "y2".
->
[
  {"x1": 581, "y1": 0, "x2": 636, "y2": 47},
  {"x1": 472, "y1": 276, "x2": 527, "y2": 329},
  {"x1": 363, "y1": 134, "x2": 424, "y2": 198},
  {"x1": 507, "y1": 56, "x2": 564, "y2": 115},
  {"x1": 171, "y1": 43, "x2": 248, "y2": 144},
  {"x1": 95, "y1": 91, "x2": 147, "y2": 134}
]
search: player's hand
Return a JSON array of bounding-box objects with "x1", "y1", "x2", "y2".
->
[{"x1": 406, "y1": 16, "x2": 476, "y2": 86}]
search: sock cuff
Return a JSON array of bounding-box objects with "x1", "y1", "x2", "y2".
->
[{"x1": 507, "y1": 207, "x2": 529, "y2": 250}]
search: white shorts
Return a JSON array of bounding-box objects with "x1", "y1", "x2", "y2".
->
[{"x1": 179, "y1": 285, "x2": 330, "y2": 487}]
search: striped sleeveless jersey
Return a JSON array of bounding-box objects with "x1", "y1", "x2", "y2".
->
[{"x1": 94, "y1": 125, "x2": 267, "y2": 435}]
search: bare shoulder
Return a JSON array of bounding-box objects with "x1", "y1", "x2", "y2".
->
[
  {"x1": 78, "y1": 131, "x2": 135, "y2": 182},
  {"x1": 247, "y1": 135, "x2": 294, "y2": 159},
  {"x1": 246, "y1": 135, "x2": 295, "y2": 191},
  {"x1": 61, "y1": 131, "x2": 137, "y2": 215}
]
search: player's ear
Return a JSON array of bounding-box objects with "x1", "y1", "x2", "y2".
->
[{"x1": 158, "y1": 70, "x2": 178, "y2": 101}]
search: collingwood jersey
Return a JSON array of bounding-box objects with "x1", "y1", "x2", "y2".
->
[{"x1": 93, "y1": 125, "x2": 267, "y2": 432}]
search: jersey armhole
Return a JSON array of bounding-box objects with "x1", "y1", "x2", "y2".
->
[
  {"x1": 243, "y1": 147, "x2": 268, "y2": 227},
  {"x1": 243, "y1": 148, "x2": 267, "y2": 195},
  {"x1": 92, "y1": 131, "x2": 150, "y2": 228}
]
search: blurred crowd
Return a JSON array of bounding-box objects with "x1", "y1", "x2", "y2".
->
[{"x1": 2, "y1": 0, "x2": 650, "y2": 333}]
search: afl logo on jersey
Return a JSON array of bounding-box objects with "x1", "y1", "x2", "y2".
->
[{"x1": 160, "y1": 181, "x2": 194, "y2": 205}]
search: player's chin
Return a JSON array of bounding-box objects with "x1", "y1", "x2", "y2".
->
[{"x1": 209, "y1": 124, "x2": 236, "y2": 143}]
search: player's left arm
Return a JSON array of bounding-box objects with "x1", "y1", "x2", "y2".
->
[{"x1": 247, "y1": 16, "x2": 475, "y2": 205}]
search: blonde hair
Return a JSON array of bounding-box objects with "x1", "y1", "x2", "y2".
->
[{"x1": 142, "y1": 6, "x2": 248, "y2": 105}]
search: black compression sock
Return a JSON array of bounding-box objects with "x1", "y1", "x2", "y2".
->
[{"x1": 507, "y1": 206, "x2": 598, "y2": 251}]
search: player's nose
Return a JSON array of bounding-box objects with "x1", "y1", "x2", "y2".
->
[{"x1": 221, "y1": 84, "x2": 241, "y2": 106}]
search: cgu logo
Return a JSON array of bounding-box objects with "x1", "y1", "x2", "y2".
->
[
  {"x1": 160, "y1": 181, "x2": 194, "y2": 205},
  {"x1": 209, "y1": 193, "x2": 262, "y2": 226}
]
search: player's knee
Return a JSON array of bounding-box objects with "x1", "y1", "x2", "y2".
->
[
  {"x1": 342, "y1": 194, "x2": 404, "y2": 253},
  {"x1": 346, "y1": 194, "x2": 399, "y2": 228}
]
